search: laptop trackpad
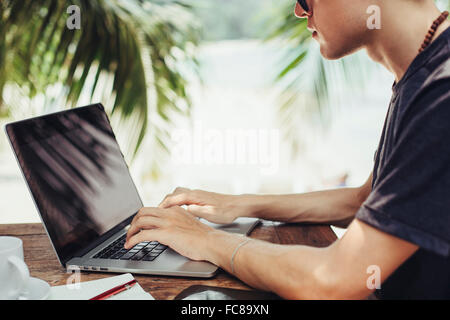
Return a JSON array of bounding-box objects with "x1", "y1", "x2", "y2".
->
[{"x1": 200, "y1": 217, "x2": 260, "y2": 235}]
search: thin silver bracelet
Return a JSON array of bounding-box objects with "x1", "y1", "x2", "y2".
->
[{"x1": 230, "y1": 239, "x2": 251, "y2": 274}]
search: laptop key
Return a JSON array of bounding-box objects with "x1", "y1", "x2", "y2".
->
[
  {"x1": 120, "y1": 252, "x2": 136, "y2": 260},
  {"x1": 131, "y1": 251, "x2": 147, "y2": 261},
  {"x1": 96, "y1": 250, "x2": 110, "y2": 258},
  {"x1": 148, "y1": 252, "x2": 160, "y2": 257},
  {"x1": 143, "y1": 255, "x2": 157, "y2": 261},
  {"x1": 101, "y1": 252, "x2": 114, "y2": 259},
  {"x1": 110, "y1": 249, "x2": 127, "y2": 257}
]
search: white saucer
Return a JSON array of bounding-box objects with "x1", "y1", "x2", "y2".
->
[{"x1": 18, "y1": 277, "x2": 51, "y2": 300}]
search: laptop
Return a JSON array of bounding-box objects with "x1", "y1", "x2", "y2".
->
[{"x1": 5, "y1": 103, "x2": 260, "y2": 278}]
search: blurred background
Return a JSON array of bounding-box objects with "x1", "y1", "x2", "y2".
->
[{"x1": 1, "y1": 0, "x2": 449, "y2": 238}]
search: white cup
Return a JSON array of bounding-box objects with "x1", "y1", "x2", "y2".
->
[{"x1": 0, "y1": 236, "x2": 30, "y2": 300}]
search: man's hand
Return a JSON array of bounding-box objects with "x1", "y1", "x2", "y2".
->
[
  {"x1": 157, "y1": 173, "x2": 373, "y2": 226},
  {"x1": 124, "y1": 206, "x2": 219, "y2": 262},
  {"x1": 123, "y1": 204, "x2": 419, "y2": 299},
  {"x1": 159, "y1": 187, "x2": 250, "y2": 224}
]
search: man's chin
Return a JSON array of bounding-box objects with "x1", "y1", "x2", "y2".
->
[
  {"x1": 319, "y1": 43, "x2": 358, "y2": 60},
  {"x1": 319, "y1": 46, "x2": 342, "y2": 60}
]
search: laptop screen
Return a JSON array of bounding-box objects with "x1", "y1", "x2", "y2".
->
[{"x1": 6, "y1": 104, "x2": 143, "y2": 264}]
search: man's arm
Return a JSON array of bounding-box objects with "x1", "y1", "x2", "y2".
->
[
  {"x1": 247, "y1": 173, "x2": 373, "y2": 226},
  {"x1": 205, "y1": 217, "x2": 417, "y2": 299},
  {"x1": 126, "y1": 205, "x2": 417, "y2": 299},
  {"x1": 160, "y1": 173, "x2": 373, "y2": 227}
]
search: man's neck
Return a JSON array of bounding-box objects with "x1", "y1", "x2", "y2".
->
[{"x1": 365, "y1": 1, "x2": 449, "y2": 82}]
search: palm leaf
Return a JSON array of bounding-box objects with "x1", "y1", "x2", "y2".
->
[
  {"x1": 265, "y1": 1, "x2": 372, "y2": 157},
  {"x1": 0, "y1": 0, "x2": 201, "y2": 170}
]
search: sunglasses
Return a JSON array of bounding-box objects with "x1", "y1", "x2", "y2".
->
[{"x1": 297, "y1": 0, "x2": 310, "y2": 13}]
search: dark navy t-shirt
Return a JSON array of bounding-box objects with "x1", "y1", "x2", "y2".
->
[{"x1": 355, "y1": 26, "x2": 450, "y2": 299}]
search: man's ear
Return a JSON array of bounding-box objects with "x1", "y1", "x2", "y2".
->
[{"x1": 294, "y1": 2, "x2": 307, "y2": 18}]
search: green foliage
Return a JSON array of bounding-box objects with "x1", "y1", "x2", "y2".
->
[
  {"x1": 264, "y1": 1, "x2": 335, "y2": 155},
  {"x1": 0, "y1": 0, "x2": 201, "y2": 163}
]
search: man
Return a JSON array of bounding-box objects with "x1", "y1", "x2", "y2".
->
[{"x1": 125, "y1": 0, "x2": 450, "y2": 299}]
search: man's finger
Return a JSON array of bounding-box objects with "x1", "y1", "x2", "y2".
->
[
  {"x1": 158, "y1": 194, "x2": 170, "y2": 208},
  {"x1": 126, "y1": 215, "x2": 164, "y2": 244},
  {"x1": 158, "y1": 187, "x2": 192, "y2": 207},
  {"x1": 159, "y1": 192, "x2": 196, "y2": 208},
  {"x1": 173, "y1": 187, "x2": 190, "y2": 194},
  {"x1": 187, "y1": 205, "x2": 235, "y2": 224},
  {"x1": 125, "y1": 229, "x2": 163, "y2": 249},
  {"x1": 186, "y1": 205, "x2": 215, "y2": 218},
  {"x1": 131, "y1": 207, "x2": 164, "y2": 226}
]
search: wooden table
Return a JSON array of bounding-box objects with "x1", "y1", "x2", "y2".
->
[{"x1": 0, "y1": 221, "x2": 337, "y2": 300}]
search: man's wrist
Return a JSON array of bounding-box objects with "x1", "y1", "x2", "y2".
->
[
  {"x1": 204, "y1": 229, "x2": 246, "y2": 268},
  {"x1": 237, "y1": 194, "x2": 276, "y2": 219},
  {"x1": 233, "y1": 194, "x2": 266, "y2": 219}
]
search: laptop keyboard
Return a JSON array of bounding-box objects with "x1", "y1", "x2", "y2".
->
[{"x1": 93, "y1": 234, "x2": 167, "y2": 261}]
